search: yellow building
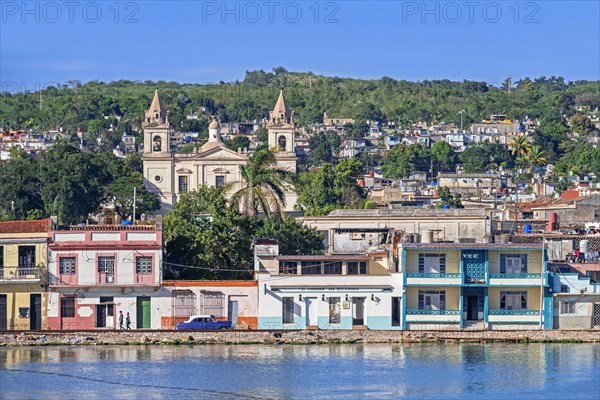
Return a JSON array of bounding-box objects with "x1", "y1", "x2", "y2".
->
[{"x1": 0, "y1": 219, "x2": 50, "y2": 330}]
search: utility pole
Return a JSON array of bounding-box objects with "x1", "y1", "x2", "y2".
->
[
  {"x1": 459, "y1": 110, "x2": 465, "y2": 132},
  {"x1": 132, "y1": 186, "x2": 137, "y2": 225}
]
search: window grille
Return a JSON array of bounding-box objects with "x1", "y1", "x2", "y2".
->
[
  {"x1": 135, "y1": 256, "x2": 152, "y2": 274},
  {"x1": 560, "y1": 302, "x2": 576, "y2": 315},
  {"x1": 59, "y1": 257, "x2": 76, "y2": 275}
]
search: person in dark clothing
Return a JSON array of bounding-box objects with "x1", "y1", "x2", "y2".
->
[
  {"x1": 126, "y1": 312, "x2": 132, "y2": 330},
  {"x1": 118, "y1": 311, "x2": 124, "y2": 330}
]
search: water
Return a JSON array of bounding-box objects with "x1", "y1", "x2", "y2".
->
[{"x1": 1, "y1": 343, "x2": 599, "y2": 399}]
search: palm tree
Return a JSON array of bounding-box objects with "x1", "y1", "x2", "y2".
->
[
  {"x1": 226, "y1": 148, "x2": 293, "y2": 219},
  {"x1": 511, "y1": 135, "x2": 531, "y2": 157},
  {"x1": 526, "y1": 145, "x2": 548, "y2": 168}
]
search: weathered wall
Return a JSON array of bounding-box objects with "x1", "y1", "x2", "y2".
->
[{"x1": 2, "y1": 328, "x2": 598, "y2": 347}]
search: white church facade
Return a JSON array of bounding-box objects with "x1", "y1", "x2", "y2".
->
[{"x1": 142, "y1": 89, "x2": 298, "y2": 214}]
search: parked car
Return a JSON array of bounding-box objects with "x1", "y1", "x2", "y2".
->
[{"x1": 175, "y1": 315, "x2": 232, "y2": 330}]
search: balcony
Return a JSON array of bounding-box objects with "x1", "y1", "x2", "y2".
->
[
  {"x1": 405, "y1": 272, "x2": 462, "y2": 286},
  {"x1": 0, "y1": 266, "x2": 41, "y2": 282},
  {"x1": 488, "y1": 309, "x2": 542, "y2": 323},
  {"x1": 405, "y1": 309, "x2": 461, "y2": 322},
  {"x1": 488, "y1": 273, "x2": 546, "y2": 286}
]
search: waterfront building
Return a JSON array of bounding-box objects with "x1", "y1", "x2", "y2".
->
[
  {"x1": 398, "y1": 242, "x2": 552, "y2": 330},
  {"x1": 142, "y1": 89, "x2": 298, "y2": 215},
  {"x1": 255, "y1": 232, "x2": 404, "y2": 330},
  {"x1": 550, "y1": 263, "x2": 600, "y2": 329},
  {"x1": 46, "y1": 223, "x2": 163, "y2": 330},
  {"x1": 0, "y1": 219, "x2": 51, "y2": 330},
  {"x1": 155, "y1": 280, "x2": 258, "y2": 329}
]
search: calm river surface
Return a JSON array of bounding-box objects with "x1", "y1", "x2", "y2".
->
[{"x1": 1, "y1": 343, "x2": 599, "y2": 399}]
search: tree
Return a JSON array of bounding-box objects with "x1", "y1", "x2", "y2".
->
[
  {"x1": 511, "y1": 136, "x2": 531, "y2": 157},
  {"x1": 382, "y1": 144, "x2": 431, "y2": 178},
  {"x1": 227, "y1": 148, "x2": 293, "y2": 218},
  {"x1": 525, "y1": 145, "x2": 548, "y2": 170},
  {"x1": 105, "y1": 174, "x2": 160, "y2": 220},
  {"x1": 438, "y1": 186, "x2": 463, "y2": 208},
  {"x1": 309, "y1": 130, "x2": 340, "y2": 164},
  {"x1": 570, "y1": 114, "x2": 596, "y2": 135},
  {"x1": 430, "y1": 141, "x2": 456, "y2": 173},
  {"x1": 224, "y1": 135, "x2": 251, "y2": 151}
]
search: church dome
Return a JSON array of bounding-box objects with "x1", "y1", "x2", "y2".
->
[{"x1": 209, "y1": 119, "x2": 220, "y2": 129}]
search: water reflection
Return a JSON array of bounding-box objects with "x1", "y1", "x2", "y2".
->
[{"x1": 1, "y1": 343, "x2": 599, "y2": 399}]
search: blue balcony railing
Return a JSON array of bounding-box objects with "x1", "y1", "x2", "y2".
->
[
  {"x1": 406, "y1": 272, "x2": 462, "y2": 279},
  {"x1": 406, "y1": 309, "x2": 461, "y2": 315},
  {"x1": 488, "y1": 309, "x2": 540, "y2": 316},
  {"x1": 488, "y1": 273, "x2": 543, "y2": 279}
]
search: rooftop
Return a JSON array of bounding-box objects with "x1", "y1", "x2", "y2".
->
[
  {"x1": 0, "y1": 219, "x2": 50, "y2": 234},
  {"x1": 400, "y1": 243, "x2": 545, "y2": 249}
]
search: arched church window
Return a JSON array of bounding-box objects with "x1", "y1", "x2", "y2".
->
[
  {"x1": 278, "y1": 135, "x2": 287, "y2": 151},
  {"x1": 153, "y1": 135, "x2": 162, "y2": 152}
]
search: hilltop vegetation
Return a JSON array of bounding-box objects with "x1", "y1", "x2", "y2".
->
[{"x1": 1, "y1": 68, "x2": 599, "y2": 135}]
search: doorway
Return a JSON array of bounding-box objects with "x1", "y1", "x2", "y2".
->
[
  {"x1": 352, "y1": 297, "x2": 365, "y2": 326},
  {"x1": 136, "y1": 297, "x2": 151, "y2": 329},
  {"x1": 30, "y1": 294, "x2": 41, "y2": 330},
  {"x1": 305, "y1": 297, "x2": 318, "y2": 327},
  {"x1": 0, "y1": 294, "x2": 7, "y2": 331},
  {"x1": 228, "y1": 300, "x2": 238, "y2": 326},
  {"x1": 466, "y1": 295, "x2": 479, "y2": 320},
  {"x1": 96, "y1": 297, "x2": 114, "y2": 328}
]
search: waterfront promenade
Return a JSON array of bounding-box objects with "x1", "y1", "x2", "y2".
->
[{"x1": 2, "y1": 329, "x2": 598, "y2": 346}]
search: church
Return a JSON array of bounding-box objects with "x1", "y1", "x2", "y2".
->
[{"x1": 142, "y1": 89, "x2": 298, "y2": 214}]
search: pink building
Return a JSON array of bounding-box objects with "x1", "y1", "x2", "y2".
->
[{"x1": 46, "y1": 224, "x2": 163, "y2": 330}]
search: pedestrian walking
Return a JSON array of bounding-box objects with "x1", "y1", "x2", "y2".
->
[
  {"x1": 118, "y1": 311, "x2": 124, "y2": 330},
  {"x1": 126, "y1": 312, "x2": 132, "y2": 330}
]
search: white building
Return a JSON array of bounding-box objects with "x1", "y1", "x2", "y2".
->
[{"x1": 142, "y1": 89, "x2": 298, "y2": 214}]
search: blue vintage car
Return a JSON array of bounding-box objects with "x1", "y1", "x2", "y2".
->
[{"x1": 175, "y1": 315, "x2": 232, "y2": 330}]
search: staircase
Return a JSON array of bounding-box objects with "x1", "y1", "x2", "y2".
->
[{"x1": 463, "y1": 320, "x2": 487, "y2": 330}]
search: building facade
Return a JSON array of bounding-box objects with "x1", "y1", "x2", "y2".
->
[
  {"x1": 398, "y1": 243, "x2": 552, "y2": 330},
  {"x1": 0, "y1": 219, "x2": 50, "y2": 330},
  {"x1": 46, "y1": 224, "x2": 163, "y2": 330},
  {"x1": 155, "y1": 280, "x2": 258, "y2": 329},
  {"x1": 142, "y1": 89, "x2": 298, "y2": 214}
]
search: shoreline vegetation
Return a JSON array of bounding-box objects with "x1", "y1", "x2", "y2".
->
[{"x1": 2, "y1": 330, "x2": 598, "y2": 347}]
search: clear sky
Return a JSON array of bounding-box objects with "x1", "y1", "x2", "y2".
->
[{"x1": 1, "y1": 0, "x2": 599, "y2": 89}]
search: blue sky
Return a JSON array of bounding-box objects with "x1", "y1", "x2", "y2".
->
[{"x1": 1, "y1": 1, "x2": 599, "y2": 89}]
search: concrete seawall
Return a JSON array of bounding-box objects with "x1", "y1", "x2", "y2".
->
[{"x1": 1, "y1": 330, "x2": 599, "y2": 346}]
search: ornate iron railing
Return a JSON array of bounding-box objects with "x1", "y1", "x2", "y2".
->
[
  {"x1": 406, "y1": 272, "x2": 462, "y2": 279},
  {"x1": 406, "y1": 309, "x2": 461, "y2": 315},
  {"x1": 488, "y1": 309, "x2": 540, "y2": 315},
  {"x1": 488, "y1": 273, "x2": 543, "y2": 279}
]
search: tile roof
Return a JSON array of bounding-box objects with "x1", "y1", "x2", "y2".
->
[{"x1": 0, "y1": 218, "x2": 50, "y2": 234}]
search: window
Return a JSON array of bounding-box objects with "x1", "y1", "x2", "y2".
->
[
  {"x1": 560, "y1": 301, "x2": 576, "y2": 315},
  {"x1": 98, "y1": 256, "x2": 115, "y2": 274},
  {"x1": 302, "y1": 261, "x2": 321, "y2": 275},
  {"x1": 419, "y1": 254, "x2": 446, "y2": 273},
  {"x1": 135, "y1": 256, "x2": 153, "y2": 274},
  {"x1": 100, "y1": 296, "x2": 114, "y2": 317},
  {"x1": 282, "y1": 297, "x2": 294, "y2": 324},
  {"x1": 178, "y1": 176, "x2": 189, "y2": 192},
  {"x1": 215, "y1": 175, "x2": 225, "y2": 188},
  {"x1": 18, "y1": 246, "x2": 36, "y2": 268},
  {"x1": 500, "y1": 254, "x2": 527, "y2": 273},
  {"x1": 348, "y1": 261, "x2": 368, "y2": 275},
  {"x1": 59, "y1": 257, "x2": 76, "y2": 275},
  {"x1": 152, "y1": 135, "x2": 162, "y2": 152},
  {"x1": 500, "y1": 291, "x2": 527, "y2": 310},
  {"x1": 418, "y1": 290, "x2": 446, "y2": 311},
  {"x1": 324, "y1": 261, "x2": 342, "y2": 275},
  {"x1": 328, "y1": 297, "x2": 341, "y2": 324},
  {"x1": 279, "y1": 261, "x2": 297, "y2": 275},
  {"x1": 278, "y1": 135, "x2": 287, "y2": 150},
  {"x1": 61, "y1": 297, "x2": 75, "y2": 318}
]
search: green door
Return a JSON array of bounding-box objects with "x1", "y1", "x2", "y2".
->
[{"x1": 136, "y1": 297, "x2": 151, "y2": 329}]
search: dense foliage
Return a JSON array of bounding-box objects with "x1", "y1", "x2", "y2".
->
[
  {"x1": 162, "y1": 186, "x2": 324, "y2": 280},
  {"x1": 0, "y1": 142, "x2": 158, "y2": 224}
]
